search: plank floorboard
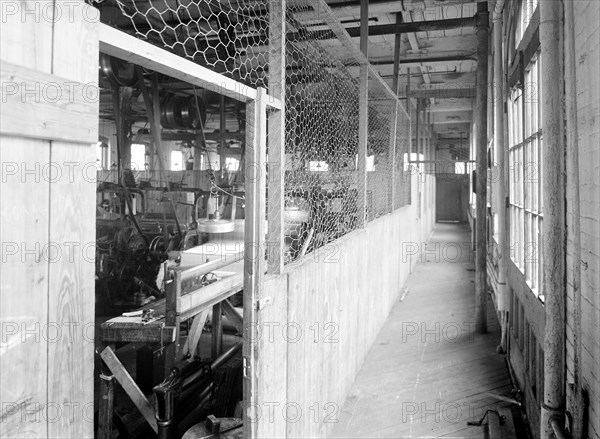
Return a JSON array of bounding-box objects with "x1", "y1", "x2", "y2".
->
[{"x1": 330, "y1": 223, "x2": 514, "y2": 439}]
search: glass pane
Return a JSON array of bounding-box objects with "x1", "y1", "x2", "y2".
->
[
  {"x1": 532, "y1": 137, "x2": 539, "y2": 212},
  {"x1": 525, "y1": 212, "x2": 531, "y2": 278},
  {"x1": 539, "y1": 136, "x2": 544, "y2": 215},
  {"x1": 531, "y1": 216, "x2": 540, "y2": 294}
]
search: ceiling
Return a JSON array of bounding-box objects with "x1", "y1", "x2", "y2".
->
[
  {"x1": 95, "y1": 0, "x2": 479, "y2": 148},
  {"x1": 312, "y1": 0, "x2": 479, "y2": 141}
]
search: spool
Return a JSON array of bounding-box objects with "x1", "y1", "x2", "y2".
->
[
  {"x1": 161, "y1": 95, "x2": 207, "y2": 130},
  {"x1": 196, "y1": 218, "x2": 235, "y2": 234}
]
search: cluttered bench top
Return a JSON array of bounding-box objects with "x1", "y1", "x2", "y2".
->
[{"x1": 101, "y1": 239, "x2": 245, "y2": 344}]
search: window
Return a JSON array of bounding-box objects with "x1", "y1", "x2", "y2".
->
[
  {"x1": 170, "y1": 150, "x2": 183, "y2": 171},
  {"x1": 309, "y1": 160, "x2": 329, "y2": 172},
  {"x1": 225, "y1": 156, "x2": 240, "y2": 171},
  {"x1": 508, "y1": 53, "x2": 543, "y2": 300},
  {"x1": 131, "y1": 143, "x2": 147, "y2": 171},
  {"x1": 96, "y1": 140, "x2": 109, "y2": 170},
  {"x1": 516, "y1": 0, "x2": 539, "y2": 45}
]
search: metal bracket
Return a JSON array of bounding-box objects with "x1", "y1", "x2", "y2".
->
[
  {"x1": 255, "y1": 296, "x2": 272, "y2": 310},
  {"x1": 242, "y1": 357, "x2": 250, "y2": 378}
]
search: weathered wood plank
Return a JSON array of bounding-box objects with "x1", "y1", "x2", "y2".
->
[
  {"x1": 266, "y1": 0, "x2": 286, "y2": 275},
  {"x1": 100, "y1": 347, "x2": 158, "y2": 433},
  {"x1": 242, "y1": 88, "x2": 268, "y2": 437},
  {"x1": 47, "y1": 6, "x2": 98, "y2": 435},
  {"x1": 0, "y1": 137, "x2": 51, "y2": 438},
  {"x1": 0, "y1": 3, "x2": 54, "y2": 436},
  {"x1": 0, "y1": 61, "x2": 98, "y2": 144},
  {"x1": 101, "y1": 323, "x2": 177, "y2": 344},
  {"x1": 99, "y1": 24, "x2": 282, "y2": 110}
]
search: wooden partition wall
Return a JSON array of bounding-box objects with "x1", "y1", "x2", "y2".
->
[
  {"x1": 254, "y1": 174, "x2": 436, "y2": 438},
  {"x1": 0, "y1": 1, "x2": 99, "y2": 437}
]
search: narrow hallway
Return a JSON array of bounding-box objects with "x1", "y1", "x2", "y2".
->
[{"x1": 331, "y1": 223, "x2": 517, "y2": 438}]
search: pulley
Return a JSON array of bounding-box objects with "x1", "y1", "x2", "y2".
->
[
  {"x1": 160, "y1": 94, "x2": 207, "y2": 130},
  {"x1": 196, "y1": 193, "x2": 235, "y2": 234},
  {"x1": 100, "y1": 54, "x2": 139, "y2": 87}
]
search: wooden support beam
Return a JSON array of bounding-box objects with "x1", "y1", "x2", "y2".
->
[
  {"x1": 539, "y1": 0, "x2": 566, "y2": 436},
  {"x1": 242, "y1": 88, "x2": 267, "y2": 437},
  {"x1": 404, "y1": 88, "x2": 476, "y2": 99},
  {"x1": 219, "y1": 95, "x2": 227, "y2": 170},
  {"x1": 389, "y1": 12, "x2": 401, "y2": 210},
  {"x1": 99, "y1": 24, "x2": 282, "y2": 109},
  {"x1": 267, "y1": 0, "x2": 286, "y2": 274},
  {"x1": 181, "y1": 310, "x2": 209, "y2": 358},
  {"x1": 211, "y1": 303, "x2": 223, "y2": 358},
  {"x1": 493, "y1": 8, "x2": 509, "y2": 332},
  {"x1": 294, "y1": 16, "x2": 476, "y2": 39},
  {"x1": 100, "y1": 347, "x2": 158, "y2": 433},
  {"x1": 392, "y1": 13, "x2": 402, "y2": 95},
  {"x1": 370, "y1": 54, "x2": 476, "y2": 66},
  {"x1": 221, "y1": 299, "x2": 243, "y2": 334},
  {"x1": 474, "y1": 1, "x2": 489, "y2": 334},
  {"x1": 564, "y1": 0, "x2": 585, "y2": 435},
  {"x1": 164, "y1": 271, "x2": 182, "y2": 374},
  {"x1": 356, "y1": 0, "x2": 369, "y2": 227},
  {"x1": 97, "y1": 346, "x2": 116, "y2": 439},
  {"x1": 0, "y1": 61, "x2": 98, "y2": 143}
]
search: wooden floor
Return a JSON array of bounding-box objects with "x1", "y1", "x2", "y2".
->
[{"x1": 330, "y1": 223, "x2": 514, "y2": 438}]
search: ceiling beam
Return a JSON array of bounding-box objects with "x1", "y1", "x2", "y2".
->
[
  {"x1": 280, "y1": 16, "x2": 477, "y2": 43},
  {"x1": 405, "y1": 88, "x2": 476, "y2": 98},
  {"x1": 293, "y1": 0, "x2": 478, "y2": 22},
  {"x1": 370, "y1": 54, "x2": 476, "y2": 66},
  {"x1": 431, "y1": 119, "x2": 471, "y2": 124},
  {"x1": 345, "y1": 16, "x2": 476, "y2": 37}
]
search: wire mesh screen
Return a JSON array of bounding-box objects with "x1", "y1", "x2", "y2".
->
[
  {"x1": 93, "y1": 0, "x2": 414, "y2": 261},
  {"x1": 394, "y1": 104, "x2": 411, "y2": 209},
  {"x1": 366, "y1": 75, "x2": 394, "y2": 221},
  {"x1": 92, "y1": 0, "x2": 270, "y2": 87},
  {"x1": 282, "y1": 5, "x2": 362, "y2": 261}
]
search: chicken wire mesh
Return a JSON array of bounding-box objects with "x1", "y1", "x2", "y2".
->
[
  {"x1": 92, "y1": 0, "x2": 414, "y2": 261},
  {"x1": 282, "y1": 4, "x2": 362, "y2": 262},
  {"x1": 91, "y1": 0, "x2": 270, "y2": 87},
  {"x1": 394, "y1": 104, "x2": 411, "y2": 209},
  {"x1": 366, "y1": 74, "x2": 394, "y2": 221}
]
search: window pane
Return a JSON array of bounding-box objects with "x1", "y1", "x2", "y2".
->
[{"x1": 170, "y1": 150, "x2": 183, "y2": 171}]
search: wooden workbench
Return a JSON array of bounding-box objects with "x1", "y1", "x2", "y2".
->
[{"x1": 97, "y1": 244, "x2": 245, "y2": 439}]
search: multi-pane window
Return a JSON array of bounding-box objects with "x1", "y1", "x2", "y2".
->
[
  {"x1": 515, "y1": 0, "x2": 539, "y2": 45},
  {"x1": 508, "y1": 53, "x2": 543, "y2": 300}
]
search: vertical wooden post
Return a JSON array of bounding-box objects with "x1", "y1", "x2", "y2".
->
[
  {"x1": 98, "y1": 344, "x2": 116, "y2": 439},
  {"x1": 426, "y1": 106, "x2": 431, "y2": 173},
  {"x1": 564, "y1": 0, "x2": 584, "y2": 436},
  {"x1": 151, "y1": 74, "x2": 168, "y2": 184},
  {"x1": 357, "y1": 0, "x2": 369, "y2": 227},
  {"x1": 194, "y1": 131, "x2": 205, "y2": 188},
  {"x1": 211, "y1": 303, "x2": 223, "y2": 358},
  {"x1": 389, "y1": 13, "x2": 402, "y2": 212},
  {"x1": 539, "y1": 0, "x2": 566, "y2": 436},
  {"x1": 267, "y1": 0, "x2": 286, "y2": 274},
  {"x1": 392, "y1": 13, "x2": 402, "y2": 96},
  {"x1": 219, "y1": 95, "x2": 227, "y2": 170},
  {"x1": 475, "y1": 1, "x2": 489, "y2": 334},
  {"x1": 243, "y1": 88, "x2": 267, "y2": 439},
  {"x1": 493, "y1": 5, "x2": 509, "y2": 353},
  {"x1": 164, "y1": 272, "x2": 181, "y2": 375},
  {"x1": 416, "y1": 98, "x2": 421, "y2": 159}
]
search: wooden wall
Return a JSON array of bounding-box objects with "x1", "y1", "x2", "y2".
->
[
  {"x1": 0, "y1": 1, "x2": 98, "y2": 437},
  {"x1": 255, "y1": 173, "x2": 436, "y2": 438}
]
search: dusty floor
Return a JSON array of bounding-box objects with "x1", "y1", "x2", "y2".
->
[{"x1": 330, "y1": 222, "x2": 515, "y2": 438}]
